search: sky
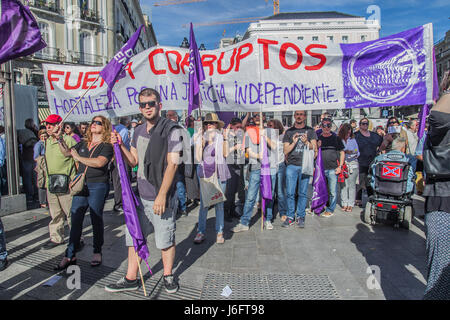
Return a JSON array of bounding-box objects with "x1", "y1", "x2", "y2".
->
[{"x1": 139, "y1": 0, "x2": 449, "y2": 49}]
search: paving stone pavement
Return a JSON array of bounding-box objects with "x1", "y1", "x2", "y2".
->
[{"x1": 0, "y1": 191, "x2": 428, "y2": 300}]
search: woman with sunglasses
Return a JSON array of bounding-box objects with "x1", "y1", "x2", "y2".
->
[
  {"x1": 55, "y1": 116, "x2": 114, "y2": 270},
  {"x1": 355, "y1": 118, "x2": 383, "y2": 206},
  {"x1": 380, "y1": 116, "x2": 409, "y2": 153},
  {"x1": 193, "y1": 113, "x2": 231, "y2": 244},
  {"x1": 63, "y1": 122, "x2": 82, "y2": 144}
]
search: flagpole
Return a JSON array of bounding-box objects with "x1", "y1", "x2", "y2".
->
[
  {"x1": 135, "y1": 251, "x2": 148, "y2": 297},
  {"x1": 60, "y1": 75, "x2": 100, "y2": 124},
  {"x1": 260, "y1": 109, "x2": 264, "y2": 232}
]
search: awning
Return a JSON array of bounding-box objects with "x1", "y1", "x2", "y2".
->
[{"x1": 38, "y1": 107, "x2": 51, "y2": 123}]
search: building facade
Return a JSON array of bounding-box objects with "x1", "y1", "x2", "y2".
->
[
  {"x1": 239, "y1": 11, "x2": 381, "y2": 126},
  {"x1": 13, "y1": 0, "x2": 157, "y2": 119},
  {"x1": 435, "y1": 29, "x2": 450, "y2": 85}
]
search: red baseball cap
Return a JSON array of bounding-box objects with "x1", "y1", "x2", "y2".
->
[{"x1": 45, "y1": 114, "x2": 62, "y2": 124}]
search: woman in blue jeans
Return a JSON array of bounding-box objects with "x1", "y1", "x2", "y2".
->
[
  {"x1": 193, "y1": 113, "x2": 230, "y2": 244},
  {"x1": 54, "y1": 116, "x2": 114, "y2": 270}
]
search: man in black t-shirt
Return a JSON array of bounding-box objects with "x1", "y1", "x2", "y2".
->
[
  {"x1": 318, "y1": 118, "x2": 345, "y2": 217},
  {"x1": 282, "y1": 110, "x2": 317, "y2": 228}
]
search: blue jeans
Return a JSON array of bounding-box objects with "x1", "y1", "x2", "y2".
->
[
  {"x1": 240, "y1": 169, "x2": 261, "y2": 226},
  {"x1": 324, "y1": 169, "x2": 338, "y2": 213},
  {"x1": 176, "y1": 179, "x2": 187, "y2": 212},
  {"x1": 66, "y1": 182, "x2": 109, "y2": 259},
  {"x1": 198, "y1": 179, "x2": 227, "y2": 235},
  {"x1": 0, "y1": 217, "x2": 7, "y2": 261},
  {"x1": 277, "y1": 162, "x2": 287, "y2": 218},
  {"x1": 286, "y1": 165, "x2": 310, "y2": 220}
]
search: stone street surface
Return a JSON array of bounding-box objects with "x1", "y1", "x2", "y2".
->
[{"x1": 0, "y1": 189, "x2": 428, "y2": 300}]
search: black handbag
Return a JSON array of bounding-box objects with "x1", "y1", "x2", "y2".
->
[
  {"x1": 423, "y1": 135, "x2": 450, "y2": 180},
  {"x1": 44, "y1": 140, "x2": 74, "y2": 194}
]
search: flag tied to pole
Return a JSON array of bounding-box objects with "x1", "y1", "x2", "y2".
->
[
  {"x1": 112, "y1": 129, "x2": 152, "y2": 275},
  {"x1": 188, "y1": 22, "x2": 205, "y2": 116},
  {"x1": 0, "y1": 0, "x2": 47, "y2": 65},
  {"x1": 260, "y1": 135, "x2": 272, "y2": 221},
  {"x1": 100, "y1": 25, "x2": 144, "y2": 106},
  {"x1": 311, "y1": 148, "x2": 328, "y2": 215}
]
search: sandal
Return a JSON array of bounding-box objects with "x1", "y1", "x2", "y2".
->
[
  {"x1": 346, "y1": 207, "x2": 353, "y2": 212},
  {"x1": 54, "y1": 257, "x2": 77, "y2": 271},
  {"x1": 216, "y1": 233, "x2": 225, "y2": 244},
  {"x1": 91, "y1": 253, "x2": 102, "y2": 267}
]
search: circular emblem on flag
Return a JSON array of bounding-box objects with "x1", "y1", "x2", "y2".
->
[{"x1": 347, "y1": 38, "x2": 419, "y2": 104}]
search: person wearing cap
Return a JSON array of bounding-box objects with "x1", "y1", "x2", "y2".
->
[
  {"x1": 193, "y1": 112, "x2": 231, "y2": 244},
  {"x1": 41, "y1": 114, "x2": 78, "y2": 250}
]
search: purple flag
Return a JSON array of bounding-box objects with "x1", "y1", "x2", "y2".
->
[
  {"x1": 100, "y1": 25, "x2": 144, "y2": 105},
  {"x1": 417, "y1": 104, "x2": 430, "y2": 140},
  {"x1": 0, "y1": 0, "x2": 47, "y2": 65},
  {"x1": 112, "y1": 129, "x2": 152, "y2": 275},
  {"x1": 188, "y1": 23, "x2": 205, "y2": 116},
  {"x1": 432, "y1": 46, "x2": 439, "y2": 101},
  {"x1": 260, "y1": 136, "x2": 272, "y2": 221},
  {"x1": 216, "y1": 111, "x2": 237, "y2": 127},
  {"x1": 311, "y1": 148, "x2": 328, "y2": 215}
]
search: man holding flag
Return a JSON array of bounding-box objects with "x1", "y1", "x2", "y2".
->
[{"x1": 106, "y1": 88, "x2": 182, "y2": 294}]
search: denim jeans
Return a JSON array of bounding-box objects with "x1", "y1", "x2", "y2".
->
[
  {"x1": 0, "y1": 217, "x2": 7, "y2": 261},
  {"x1": 324, "y1": 169, "x2": 338, "y2": 213},
  {"x1": 66, "y1": 182, "x2": 109, "y2": 259},
  {"x1": 176, "y1": 179, "x2": 187, "y2": 212},
  {"x1": 224, "y1": 164, "x2": 245, "y2": 215},
  {"x1": 277, "y1": 162, "x2": 287, "y2": 218},
  {"x1": 286, "y1": 165, "x2": 310, "y2": 220},
  {"x1": 198, "y1": 180, "x2": 227, "y2": 235}
]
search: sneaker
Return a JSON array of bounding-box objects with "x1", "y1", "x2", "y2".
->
[
  {"x1": 265, "y1": 221, "x2": 274, "y2": 230},
  {"x1": 193, "y1": 232, "x2": 205, "y2": 244},
  {"x1": 216, "y1": 233, "x2": 225, "y2": 244},
  {"x1": 296, "y1": 217, "x2": 305, "y2": 228},
  {"x1": 105, "y1": 277, "x2": 139, "y2": 293},
  {"x1": 180, "y1": 210, "x2": 188, "y2": 217},
  {"x1": 0, "y1": 259, "x2": 8, "y2": 272},
  {"x1": 231, "y1": 223, "x2": 249, "y2": 233},
  {"x1": 163, "y1": 274, "x2": 179, "y2": 294},
  {"x1": 281, "y1": 218, "x2": 295, "y2": 228}
]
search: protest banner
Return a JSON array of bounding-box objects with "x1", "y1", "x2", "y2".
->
[{"x1": 43, "y1": 24, "x2": 436, "y2": 122}]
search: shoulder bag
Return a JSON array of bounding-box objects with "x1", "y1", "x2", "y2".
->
[
  {"x1": 44, "y1": 140, "x2": 73, "y2": 194},
  {"x1": 69, "y1": 143, "x2": 100, "y2": 196},
  {"x1": 423, "y1": 136, "x2": 450, "y2": 179}
]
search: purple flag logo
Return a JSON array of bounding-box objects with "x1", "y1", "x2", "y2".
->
[
  {"x1": 311, "y1": 148, "x2": 328, "y2": 215},
  {"x1": 0, "y1": 0, "x2": 47, "y2": 65},
  {"x1": 188, "y1": 23, "x2": 205, "y2": 116},
  {"x1": 260, "y1": 136, "x2": 272, "y2": 220},
  {"x1": 112, "y1": 128, "x2": 152, "y2": 275},
  {"x1": 99, "y1": 25, "x2": 144, "y2": 105}
]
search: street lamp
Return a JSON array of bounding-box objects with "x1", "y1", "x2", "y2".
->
[{"x1": 180, "y1": 37, "x2": 189, "y2": 48}]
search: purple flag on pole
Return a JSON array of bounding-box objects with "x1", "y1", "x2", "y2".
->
[
  {"x1": 0, "y1": 0, "x2": 47, "y2": 65},
  {"x1": 188, "y1": 23, "x2": 205, "y2": 116},
  {"x1": 112, "y1": 130, "x2": 152, "y2": 275},
  {"x1": 417, "y1": 104, "x2": 430, "y2": 140},
  {"x1": 311, "y1": 148, "x2": 328, "y2": 215},
  {"x1": 260, "y1": 136, "x2": 272, "y2": 220},
  {"x1": 99, "y1": 25, "x2": 144, "y2": 105}
]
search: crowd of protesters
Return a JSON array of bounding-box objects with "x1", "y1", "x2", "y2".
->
[{"x1": 0, "y1": 78, "x2": 448, "y2": 299}]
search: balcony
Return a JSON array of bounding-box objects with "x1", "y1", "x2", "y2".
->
[
  {"x1": 68, "y1": 51, "x2": 103, "y2": 66},
  {"x1": 80, "y1": 8, "x2": 100, "y2": 23},
  {"x1": 33, "y1": 47, "x2": 62, "y2": 62},
  {"x1": 29, "y1": 0, "x2": 63, "y2": 15}
]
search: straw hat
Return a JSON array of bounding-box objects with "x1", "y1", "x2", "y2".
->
[{"x1": 203, "y1": 113, "x2": 225, "y2": 129}]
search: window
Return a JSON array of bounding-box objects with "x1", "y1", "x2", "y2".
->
[
  {"x1": 342, "y1": 35, "x2": 348, "y2": 43},
  {"x1": 309, "y1": 22, "x2": 316, "y2": 25},
  {"x1": 80, "y1": 31, "x2": 93, "y2": 64},
  {"x1": 36, "y1": 22, "x2": 50, "y2": 58},
  {"x1": 294, "y1": 23, "x2": 302, "y2": 26},
  {"x1": 279, "y1": 23, "x2": 287, "y2": 26},
  {"x1": 338, "y1": 21, "x2": 345, "y2": 24},
  {"x1": 323, "y1": 22, "x2": 330, "y2": 25},
  {"x1": 361, "y1": 35, "x2": 367, "y2": 42},
  {"x1": 327, "y1": 36, "x2": 334, "y2": 42},
  {"x1": 312, "y1": 36, "x2": 318, "y2": 41},
  {"x1": 297, "y1": 36, "x2": 304, "y2": 40}
]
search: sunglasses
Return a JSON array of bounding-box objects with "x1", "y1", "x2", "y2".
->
[
  {"x1": 204, "y1": 122, "x2": 218, "y2": 126},
  {"x1": 388, "y1": 121, "x2": 398, "y2": 125},
  {"x1": 91, "y1": 120, "x2": 103, "y2": 126},
  {"x1": 139, "y1": 101, "x2": 157, "y2": 109},
  {"x1": 322, "y1": 123, "x2": 332, "y2": 128},
  {"x1": 360, "y1": 122, "x2": 369, "y2": 125}
]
